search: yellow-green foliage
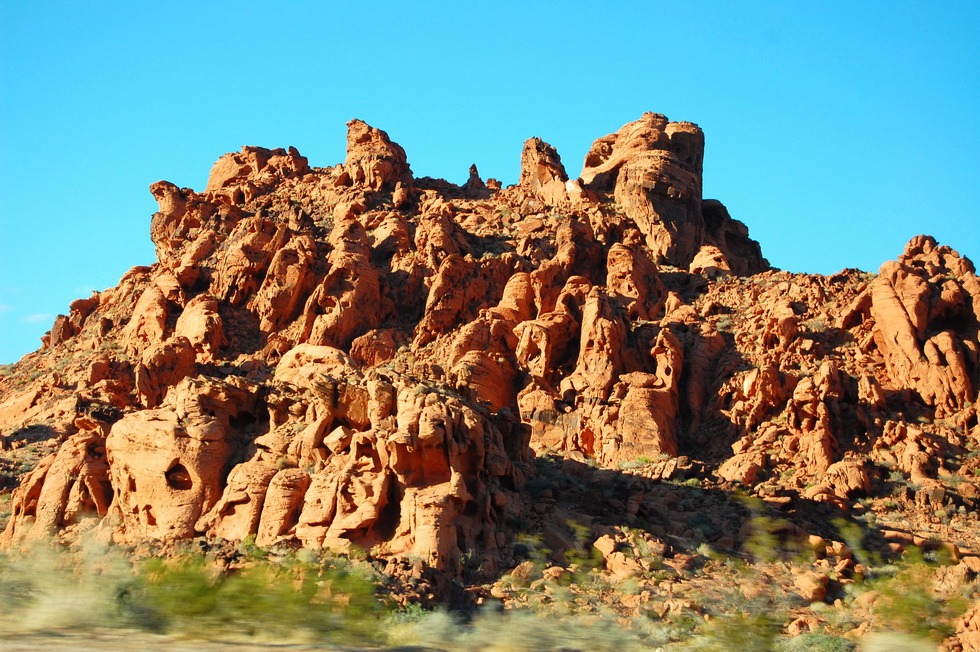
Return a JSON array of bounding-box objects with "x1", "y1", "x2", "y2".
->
[
  {"x1": 866, "y1": 548, "x2": 968, "y2": 644},
  {"x1": 0, "y1": 539, "x2": 389, "y2": 644},
  {"x1": 391, "y1": 607, "x2": 660, "y2": 652},
  {"x1": 680, "y1": 610, "x2": 782, "y2": 651},
  {"x1": 0, "y1": 531, "x2": 971, "y2": 650},
  {"x1": 740, "y1": 496, "x2": 803, "y2": 563}
]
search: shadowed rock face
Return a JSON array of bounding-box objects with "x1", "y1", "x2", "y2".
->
[{"x1": 2, "y1": 115, "x2": 978, "y2": 606}]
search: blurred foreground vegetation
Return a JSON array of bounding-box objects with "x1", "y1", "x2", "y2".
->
[{"x1": 0, "y1": 530, "x2": 972, "y2": 651}]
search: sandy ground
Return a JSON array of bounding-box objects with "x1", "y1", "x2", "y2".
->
[{"x1": 0, "y1": 630, "x2": 440, "y2": 651}]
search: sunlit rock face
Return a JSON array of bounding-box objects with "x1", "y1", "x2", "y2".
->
[{"x1": 3, "y1": 114, "x2": 978, "y2": 610}]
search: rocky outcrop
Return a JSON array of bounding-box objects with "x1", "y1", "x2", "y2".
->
[
  {"x1": 343, "y1": 119, "x2": 413, "y2": 192},
  {"x1": 868, "y1": 236, "x2": 978, "y2": 416},
  {"x1": 299, "y1": 219, "x2": 386, "y2": 351},
  {"x1": 580, "y1": 114, "x2": 766, "y2": 273},
  {"x1": 3, "y1": 113, "x2": 979, "y2": 613},
  {"x1": 135, "y1": 336, "x2": 196, "y2": 408},
  {"x1": 615, "y1": 330, "x2": 684, "y2": 460},
  {"x1": 174, "y1": 293, "x2": 225, "y2": 362},
  {"x1": 689, "y1": 245, "x2": 732, "y2": 278},
  {"x1": 701, "y1": 199, "x2": 768, "y2": 276},
  {"x1": 106, "y1": 376, "x2": 259, "y2": 542},
  {"x1": 606, "y1": 242, "x2": 667, "y2": 320},
  {"x1": 195, "y1": 348, "x2": 523, "y2": 566},
  {"x1": 206, "y1": 146, "x2": 310, "y2": 204},
  {"x1": 519, "y1": 137, "x2": 568, "y2": 206},
  {"x1": 581, "y1": 113, "x2": 704, "y2": 266},
  {"x1": 120, "y1": 282, "x2": 170, "y2": 357},
  {"x1": 0, "y1": 425, "x2": 111, "y2": 545}
]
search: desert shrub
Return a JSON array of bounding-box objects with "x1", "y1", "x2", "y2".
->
[
  {"x1": 858, "y1": 632, "x2": 944, "y2": 651},
  {"x1": 740, "y1": 497, "x2": 805, "y2": 563},
  {"x1": 679, "y1": 610, "x2": 783, "y2": 651},
  {"x1": 864, "y1": 548, "x2": 967, "y2": 644},
  {"x1": 0, "y1": 540, "x2": 137, "y2": 632},
  {"x1": 131, "y1": 553, "x2": 385, "y2": 642},
  {"x1": 392, "y1": 607, "x2": 657, "y2": 652},
  {"x1": 0, "y1": 539, "x2": 389, "y2": 644},
  {"x1": 677, "y1": 564, "x2": 790, "y2": 652},
  {"x1": 776, "y1": 633, "x2": 855, "y2": 651},
  {"x1": 805, "y1": 318, "x2": 828, "y2": 333}
]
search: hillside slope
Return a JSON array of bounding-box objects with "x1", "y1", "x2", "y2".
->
[{"x1": 1, "y1": 113, "x2": 979, "y2": 643}]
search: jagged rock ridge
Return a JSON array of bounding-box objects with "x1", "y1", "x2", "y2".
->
[{"x1": 0, "y1": 114, "x2": 978, "y2": 612}]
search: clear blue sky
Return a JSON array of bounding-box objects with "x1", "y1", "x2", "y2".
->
[{"x1": 1, "y1": 1, "x2": 978, "y2": 364}]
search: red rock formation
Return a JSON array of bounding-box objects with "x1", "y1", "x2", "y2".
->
[
  {"x1": 299, "y1": 218, "x2": 385, "y2": 350},
  {"x1": 519, "y1": 137, "x2": 568, "y2": 206},
  {"x1": 0, "y1": 426, "x2": 111, "y2": 544},
  {"x1": 174, "y1": 293, "x2": 225, "y2": 362},
  {"x1": 689, "y1": 245, "x2": 732, "y2": 278},
  {"x1": 206, "y1": 146, "x2": 310, "y2": 204},
  {"x1": 868, "y1": 236, "x2": 978, "y2": 416},
  {"x1": 250, "y1": 234, "x2": 318, "y2": 335},
  {"x1": 343, "y1": 119, "x2": 412, "y2": 191},
  {"x1": 605, "y1": 242, "x2": 667, "y2": 321},
  {"x1": 120, "y1": 282, "x2": 170, "y2": 357},
  {"x1": 3, "y1": 114, "x2": 979, "y2": 614},
  {"x1": 106, "y1": 376, "x2": 259, "y2": 542},
  {"x1": 701, "y1": 199, "x2": 768, "y2": 276},
  {"x1": 135, "y1": 336, "x2": 196, "y2": 408},
  {"x1": 615, "y1": 330, "x2": 684, "y2": 460},
  {"x1": 580, "y1": 115, "x2": 766, "y2": 273},
  {"x1": 581, "y1": 113, "x2": 704, "y2": 266},
  {"x1": 211, "y1": 217, "x2": 290, "y2": 307}
]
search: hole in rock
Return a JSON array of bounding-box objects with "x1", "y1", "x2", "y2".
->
[
  {"x1": 229, "y1": 411, "x2": 256, "y2": 429},
  {"x1": 165, "y1": 463, "x2": 193, "y2": 491}
]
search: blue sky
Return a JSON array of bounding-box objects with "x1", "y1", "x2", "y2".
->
[{"x1": 1, "y1": 1, "x2": 978, "y2": 364}]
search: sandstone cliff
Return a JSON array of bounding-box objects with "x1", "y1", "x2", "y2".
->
[{"x1": 1, "y1": 115, "x2": 978, "y2": 615}]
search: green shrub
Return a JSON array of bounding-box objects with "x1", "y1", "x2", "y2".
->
[
  {"x1": 0, "y1": 539, "x2": 390, "y2": 644},
  {"x1": 391, "y1": 607, "x2": 655, "y2": 652},
  {"x1": 775, "y1": 633, "x2": 856, "y2": 651},
  {"x1": 866, "y1": 549, "x2": 967, "y2": 643},
  {"x1": 0, "y1": 540, "x2": 136, "y2": 632},
  {"x1": 680, "y1": 609, "x2": 782, "y2": 651}
]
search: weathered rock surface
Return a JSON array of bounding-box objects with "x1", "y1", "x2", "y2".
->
[
  {"x1": 2, "y1": 114, "x2": 978, "y2": 616},
  {"x1": 519, "y1": 137, "x2": 568, "y2": 206},
  {"x1": 869, "y1": 236, "x2": 978, "y2": 416},
  {"x1": 579, "y1": 113, "x2": 766, "y2": 273},
  {"x1": 343, "y1": 119, "x2": 413, "y2": 192},
  {"x1": 206, "y1": 145, "x2": 310, "y2": 204}
]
